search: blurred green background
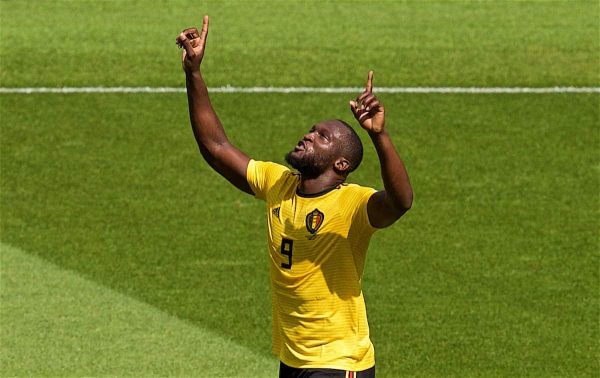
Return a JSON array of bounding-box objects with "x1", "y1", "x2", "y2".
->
[{"x1": 1, "y1": 1, "x2": 598, "y2": 376}]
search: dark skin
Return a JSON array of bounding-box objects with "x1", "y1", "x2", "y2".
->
[
  {"x1": 286, "y1": 120, "x2": 351, "y2": 192},
  {"x1": 176, "y1": 16, "x2": 413, "y2": 228}
]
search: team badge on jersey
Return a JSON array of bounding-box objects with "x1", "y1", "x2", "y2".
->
[
  {"x1": 306, "y1": 209, "x2": 324, "y2": 234},
  {"x1": 272, "y1": 206, "x2": 280, "y2": 218}
]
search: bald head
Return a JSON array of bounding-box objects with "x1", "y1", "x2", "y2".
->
[
  {"x1": 333, "y1": 119, "x2": 364, "y2": 175},
  {"x1": 285, "y1": 119, "x2": 364, "y2": 179}
]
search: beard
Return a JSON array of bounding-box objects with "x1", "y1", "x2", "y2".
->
[{"x1": 285, "y1": 150, "x2": 329, "y2": 179}]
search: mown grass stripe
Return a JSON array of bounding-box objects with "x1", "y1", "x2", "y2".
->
[
  {"x1": 0, "y1": 242, "x2": 276, "y2": 377},
  {"x1": 1, "y1": 86, "x2": 599, "y2": 94}
]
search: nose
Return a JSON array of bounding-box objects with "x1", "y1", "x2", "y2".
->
[{"x1": 303, "y1": 131, "x2": 315, "y2": 141}]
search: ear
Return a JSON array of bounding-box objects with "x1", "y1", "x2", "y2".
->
[{"x1": 333, "y1": 157, "x2": 351, "y2": 175}]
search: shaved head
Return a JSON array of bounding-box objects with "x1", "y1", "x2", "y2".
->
[
  {"x1": 334, "y1": 119, "x2": 363, "y2": 175},
  {"x1": 285, "y1": 119, "x2": 364, "y2": 179}
]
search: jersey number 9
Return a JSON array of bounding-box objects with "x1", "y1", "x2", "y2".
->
[{"x1": 281, "y1": 238, "x2": 293, "y2": 269}]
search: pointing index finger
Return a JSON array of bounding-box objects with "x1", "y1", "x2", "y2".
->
[
  {"x1": 200, "y1": 15, "x2": 209, "y2": 41},
  {"x1": 366, "y1": 70, "x2": 374, "y2": 92}
]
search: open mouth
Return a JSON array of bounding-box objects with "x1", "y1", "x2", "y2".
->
[{"x1": 294, "y1": 141, "x2": 306, "y2": 151}]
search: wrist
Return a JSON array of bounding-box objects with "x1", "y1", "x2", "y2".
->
[
  {"x1": 368, "y1": 128, "x2": 388, "y2": 139},
  {"x1": 185, "y1": 69, "x2": 202, "y2": 78},
  {"x1": 185, "y1": 70, "x2": 205, "y2": 88}
]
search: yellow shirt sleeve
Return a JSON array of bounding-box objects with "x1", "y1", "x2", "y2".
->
[
  {"x1": 246, "y1": 159, "x2": 292, "y2": 201},
  {"x1": 348, "y1": 185, "x2": 378, "y2": 234}
]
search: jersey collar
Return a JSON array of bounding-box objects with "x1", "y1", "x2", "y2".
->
[{"x1": 296, "y1": 185, "x2": 341, "y2": 198}]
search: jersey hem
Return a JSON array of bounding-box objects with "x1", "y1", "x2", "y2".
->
[{"x1": 277, "y1": 355, "x2": 375, "y2": 372}]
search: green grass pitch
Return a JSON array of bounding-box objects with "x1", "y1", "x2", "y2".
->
[{"x1": 1, "y1": 1, "x2": 598, "y2": 376}]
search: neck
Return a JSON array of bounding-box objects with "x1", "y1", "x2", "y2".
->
[{"x1": 297, "y1": 172, "x2": 345, "y2": 195}]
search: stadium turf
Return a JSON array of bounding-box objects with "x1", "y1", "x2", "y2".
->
[
  {"x1": 1, "y1": 242, "x2": 277, "y2": 376},
  {"x1": 1, "y1": 1, "x2": 598, "y2": 376}
]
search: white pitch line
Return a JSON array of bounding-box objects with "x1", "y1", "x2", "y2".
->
[{"x1": 0, "y1": 86, "x2": 599, "y2": 94}]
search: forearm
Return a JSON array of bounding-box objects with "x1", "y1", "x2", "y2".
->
[
  {"x1": 185, "y1": 70, "x2": 230, "y2": 156},
  {"x1": 176, "y1": 18, "x2": 252, "y2": 194},
  {"x1": 370, "y1": 130, "x2": 413, "y2": 211}
]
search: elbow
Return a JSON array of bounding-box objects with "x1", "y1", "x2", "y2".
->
[
  {"x1": 403, "y1": 193, "x2": 413, "y2": 212},
  {"x1": 391, "y1": 183, "x2": 413, "y2": 212},
  {"x1": 394, "y1": 193, "x2": 413, "y2": 217},
  {"x1": 401, "y1": 202, "x2": 412, "y2": 214},
  {"x1": 199, "y1": 141, "x2": 229, "y2": 163},
  {"x1": 397, "y1": 202, "x2": 411, "y2": 218}
]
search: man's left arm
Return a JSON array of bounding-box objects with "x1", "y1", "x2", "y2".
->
[{"x1": 350, "y1": 71, "x2": 413, "y2": 228}]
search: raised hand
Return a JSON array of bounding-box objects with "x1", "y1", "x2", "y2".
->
[
  {"x1": 349, "y1": 71, "x2": 385, "y2": 134},
  {"x1": 176, "y1": 15, "x2": 209, "y2": 73}
]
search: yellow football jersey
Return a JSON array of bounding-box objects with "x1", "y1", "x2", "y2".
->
[{"x1": 247, "y1": 159, "x2": 379, "y2": 371}]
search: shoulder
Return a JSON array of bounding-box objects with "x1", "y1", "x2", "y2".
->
[
  {"x1": 335, "y1": 183, "x2": 377, "y2": 215},
  {"x1": 340, "y1": 183, "x2": 377, "y2": 199},
  {"x1": 338, "y1": 183, "x2": 378, "y2": 232},
  {"x1": 247, "y1": 159, "x2": 294, "y2": 182},
  {"x1": 247, "y1": 159, "x2": 298, "y2": 200},
  {"x1": 248, "y1": 159, "x2": 290, "y2": 174}
]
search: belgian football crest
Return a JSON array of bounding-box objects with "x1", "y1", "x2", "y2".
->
[{"x1": 305, "y1": 209, "x2": 325, "y2": 234}]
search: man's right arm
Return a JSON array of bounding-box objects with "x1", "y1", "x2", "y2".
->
[{"x1": 177, "y1": 16, "x2": 253, "y2": 195}]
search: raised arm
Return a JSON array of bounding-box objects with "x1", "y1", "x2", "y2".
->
[
  {"x1": 176, "y1": 16, "x2": 252, "y2": 194},
  {"x1": 349, "y1": 71, "x2": 413, "y2": 228}
]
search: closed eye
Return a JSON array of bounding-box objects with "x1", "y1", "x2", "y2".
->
[{"x1": 310, "y1": 126, "x2": 330, "y2": 142}]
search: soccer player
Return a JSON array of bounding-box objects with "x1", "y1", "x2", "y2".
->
[{"x1": 177, "y1": 16, "x2": 413, "y2": 378}]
